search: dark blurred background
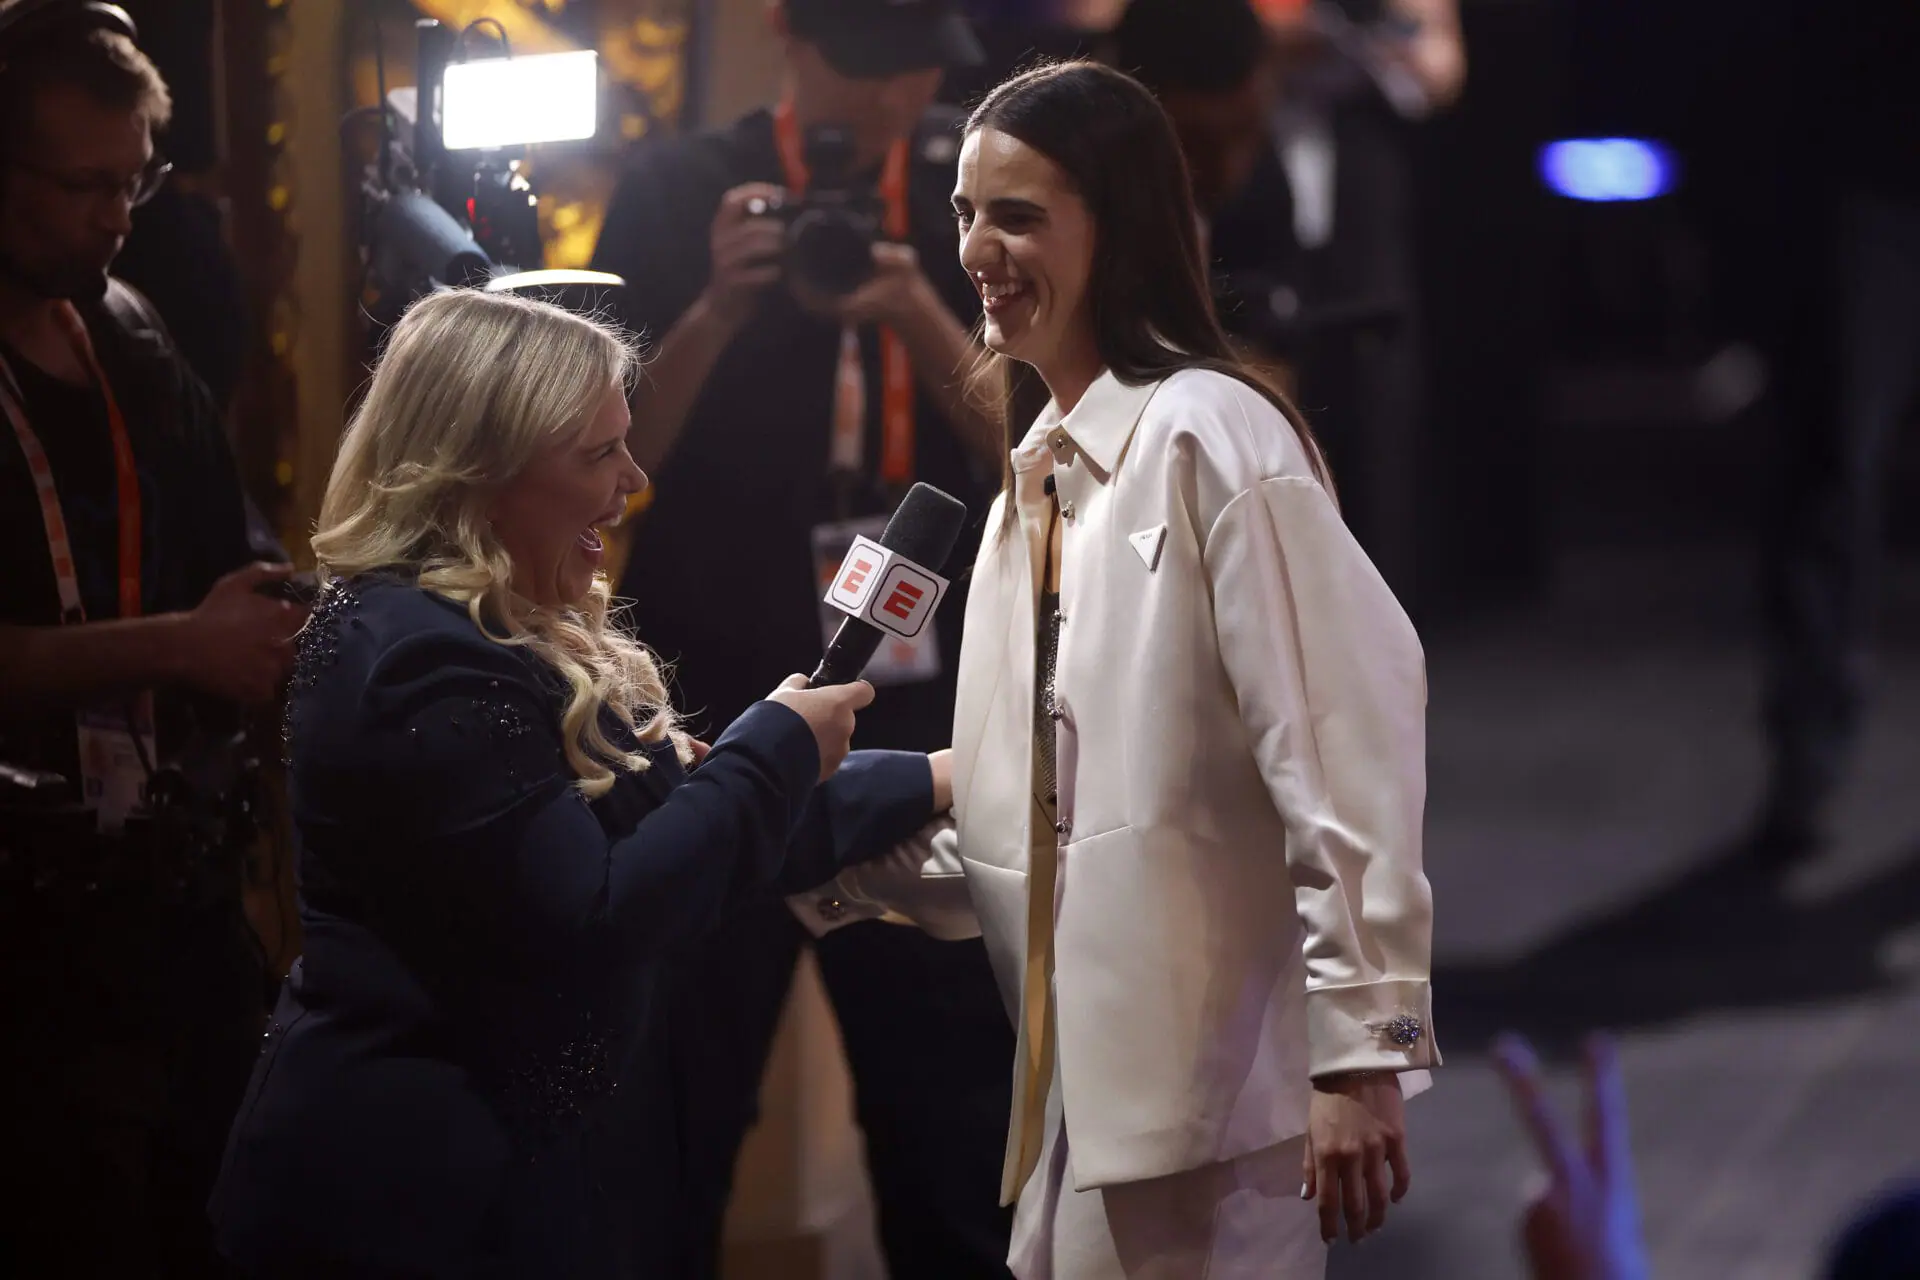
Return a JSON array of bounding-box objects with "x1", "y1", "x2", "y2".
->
[{"x1": 52, "y1": 1, "x2": 1920, "y2": 1275}]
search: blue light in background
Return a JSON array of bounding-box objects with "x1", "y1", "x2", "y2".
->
[{"x1": 1540, "y1": 138, "x2": 1678, "y2": 202}]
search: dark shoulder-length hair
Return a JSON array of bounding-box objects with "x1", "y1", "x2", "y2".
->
[{"x1": 963, "y1": 60, "x2": 1331, "y2": 526}]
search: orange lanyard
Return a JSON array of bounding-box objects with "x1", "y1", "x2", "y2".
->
[
  {"x1": 774, "y1": 98, "x2": 916, "y2": 487},
  {"x1": 0, "y1": 302, "x2": 142, "y2": 624}
]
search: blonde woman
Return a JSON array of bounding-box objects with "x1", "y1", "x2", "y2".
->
[{"x1": 208, "y1": 290, "x2": 947, "y2": 1278}]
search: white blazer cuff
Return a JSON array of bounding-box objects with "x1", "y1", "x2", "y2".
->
[
  {"x1": 1305, "y1": 979, "x2": 1440, "y2": 1077},
  {"x1": 785, "y1": 891, "x2": 888, "y2": 938},
  {"x1": 786, "y1": 816, "x2": 980, "y2": 941}
]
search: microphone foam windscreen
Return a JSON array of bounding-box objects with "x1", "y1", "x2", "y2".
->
[{"x1": 878, "y1": 483, "x2": 970, "y2": 571}]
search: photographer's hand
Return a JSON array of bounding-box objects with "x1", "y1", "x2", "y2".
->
[
  {"x1": 628, "y1": 183, "x2": 786, "y2": 473},
  {"x1": 792, "y1": 241, "x2": 935, "y2": 329},
  {"x1": 175, "y1": 562, "x2": 308, "y2": 708},
  {"x1": 702, "y1": 183, "x2": 788, "y2": 328},
  {"x1": 0, "y1": 563, "x2": 303, "y2": 714}
]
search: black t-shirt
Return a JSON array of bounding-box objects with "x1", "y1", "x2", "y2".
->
[
  {"x1": 0, "y1": 292, "x2": 256, "y2": 788},
  {"x1": 591, "y1": 107, "x2": 991, "y2": 752}
]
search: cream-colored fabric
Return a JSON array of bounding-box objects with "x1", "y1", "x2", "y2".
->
[
  {"x1": 1008, "y1": 1038, "x2": 1325, "y2": 1280},
  {"x1": 951, "y1": 367, "x2": 1438, "y2": 1203},
  {"x1": 786, "y1": 817, "x2": 982, "y2": 940}
]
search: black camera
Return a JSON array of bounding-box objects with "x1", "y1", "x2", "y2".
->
[
  {"x1": 753, "y1": 124, "x2": 884, "y2": 297},
  {"x1": 0, "y1": 738, "x2": 265, "y2": 904}
]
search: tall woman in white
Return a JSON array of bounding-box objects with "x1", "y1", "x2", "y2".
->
[{"x1": 947, "y1": 61, "x2": 1437, "y2": 1278}]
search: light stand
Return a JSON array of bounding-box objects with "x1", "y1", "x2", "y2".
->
[{"x1": 355, "y1": 17, "x2": 621, "y2": 329}]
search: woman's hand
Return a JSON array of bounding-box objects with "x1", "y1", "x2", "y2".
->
[
  {"x1": 1494, "y1": 1033, "x2": 1649, "y2": 1280},
  {"x1": 929, "y1": 748, "x2": 953, "y2": 813},
  {"x1": 1303, "y1": 1071, "x2": 1411, "y2": 1243},
  {"x1": 700, "y1": 183, "x2": 788, "y2": 328},
  {"x1": 766, "y1": 675, "x2": 874, "y2": 781}
]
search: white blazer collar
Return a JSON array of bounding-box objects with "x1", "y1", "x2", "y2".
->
[{"x1": 1013, "y1": 368, "x2": 1161, "y2": 481}]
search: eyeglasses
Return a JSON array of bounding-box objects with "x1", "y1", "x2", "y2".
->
[{"x1": 15, "y1": 155, "x2": 173, "y2": 208}]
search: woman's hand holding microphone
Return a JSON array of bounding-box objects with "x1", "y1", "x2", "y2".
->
[
  {"x1": 748, "y1": 681, "x2": 951, "y2": 819},
  {"x1": 767, "y1": 676, "x2": 875, "y2": 781}
]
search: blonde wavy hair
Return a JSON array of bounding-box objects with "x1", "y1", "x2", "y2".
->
[{"x1": 312, "y1": 288, "x2": 683, "y2": 797}]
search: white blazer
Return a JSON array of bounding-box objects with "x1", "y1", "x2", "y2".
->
[
  {"x1": 950, "y1": 367, "x2": 1438, "y2": 1200},
  {"x1": 787, "y1": 818, "x2": 979, "y2": 942}
]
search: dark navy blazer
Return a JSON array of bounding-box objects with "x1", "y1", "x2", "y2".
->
[{"x1": 209, "y1": 576, "x2": 933, "y2": 1277}]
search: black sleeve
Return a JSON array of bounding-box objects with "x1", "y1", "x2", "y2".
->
[
  {"x1": 353, "y1": 625, "x2": 822, "y2": 960},
  {"x1": 777, "y1": 748, "x2": 937, "y2": 893},
  {"x1": 589, "y1": 138, "x2": 726, "y2": 350}
]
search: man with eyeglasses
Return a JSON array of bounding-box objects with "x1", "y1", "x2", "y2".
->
[{"x1": 0, "y1": 3, "x2": 303, "y2": 1273}]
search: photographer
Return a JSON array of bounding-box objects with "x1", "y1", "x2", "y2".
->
[
  {"x1": 1107, "y1": 0, "x2": 1307, "y2": 367},
  {"x1": 590, "y1": 1, "x2": 1014, "y2": 1275},
  {"x1": 0, "y1": 2, "x2": 301, "y2": 1272},
  {"x1": 1749, "y1": 0, "x2": 1920, "y2": 856},
  {"x1": 1247, "y1": 0, "x2": 1465, "y2": 603}
]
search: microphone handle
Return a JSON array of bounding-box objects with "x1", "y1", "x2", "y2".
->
[{"x1": 810, "y1": 623, "x2": 885, "y2": 688}]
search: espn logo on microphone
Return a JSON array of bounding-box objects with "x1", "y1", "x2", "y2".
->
[{"x1": 825, "y1": 534, "x2": 949, "y2": 640}]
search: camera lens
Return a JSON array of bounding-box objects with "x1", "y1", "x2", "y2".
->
[{"x1": 787, "y1": 210, "x2": 877, "y2": 297}]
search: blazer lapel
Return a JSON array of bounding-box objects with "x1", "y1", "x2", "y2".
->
[{"x1": 951, "y1": 496, "x2": 1034, "y2": 830}]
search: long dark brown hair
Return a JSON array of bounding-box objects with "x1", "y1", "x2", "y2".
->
[{"x1": 963, "y1": 60, "x2": 1331, "y2": 528}]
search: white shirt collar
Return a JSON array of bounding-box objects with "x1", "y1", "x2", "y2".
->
[{"x1": 1009, "y1": 368, "x2": 1162, "y2": 479}]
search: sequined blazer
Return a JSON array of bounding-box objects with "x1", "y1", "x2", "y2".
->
[{"x1": 209, "y1": 574, "x2": 936, "y2": 1278}]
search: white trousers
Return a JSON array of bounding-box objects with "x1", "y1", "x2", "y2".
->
[{"x1": 1007, "y1": 1060, "x2": 1327, "y2": 1280}]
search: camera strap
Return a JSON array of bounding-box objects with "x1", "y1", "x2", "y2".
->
[
  {"x1": 0, "y1": 301, "x2": 156, "y2": 830},
  {"x1": 774, "y1": 98, "x2": 915, "y2": 488}
]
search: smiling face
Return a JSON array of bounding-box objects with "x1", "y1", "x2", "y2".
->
[
  {"x1": 953, "y1": 127, "x2": 1100, "y2": 396},
  {"x1": 488, "y1": 381, "x2": 645, "y2": 609}
]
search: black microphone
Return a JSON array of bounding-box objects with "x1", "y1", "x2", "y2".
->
[{"x1": 811, "y1": 483, "x2": 970, "y2": 687}]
